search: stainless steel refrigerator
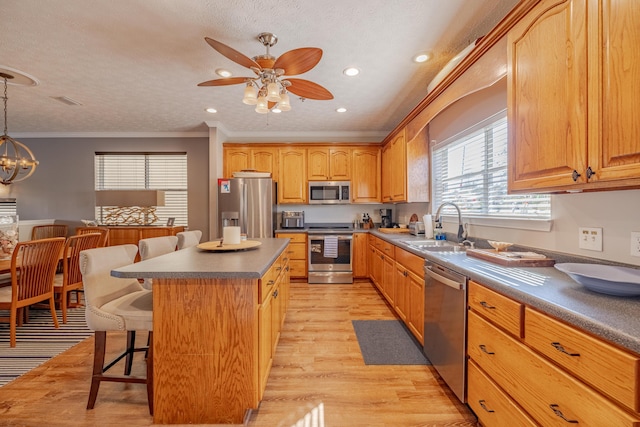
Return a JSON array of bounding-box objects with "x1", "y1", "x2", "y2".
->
[{"x1": 217, "y1": 177, "x2": 276, "y2": 238}]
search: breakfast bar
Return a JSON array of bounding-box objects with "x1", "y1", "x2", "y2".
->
[{"x1": 111, "y1": 238, "x2": 290, "y2": 425}]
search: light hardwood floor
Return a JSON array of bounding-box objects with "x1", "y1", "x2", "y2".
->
[{"x1": 0, "y1": 280, "x2": 477, "y2": 426}]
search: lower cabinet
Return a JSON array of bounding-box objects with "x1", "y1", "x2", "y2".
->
[
  {"x1": 352, "y1": 232, "x2": 368, "y2": 278},
  {"x1": 276, "y1": 232, "x2": 306, "y2": 279},
  {"x1": 258, "y1": 246, "x2": 290, "y2": 399},
  {"x1": 468, "y1": 280, "x2": 640, "y2": 426}
]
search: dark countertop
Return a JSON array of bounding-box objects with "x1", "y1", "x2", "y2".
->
[
  {"x1": 370, "y1": 230, "x2": 640, "y2": 355},
  {"x1": 111, "y1": 238, "x2": 290, "y2": 280}
]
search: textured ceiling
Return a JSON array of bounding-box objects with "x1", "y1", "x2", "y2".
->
[{"x1": 1, "y1": 0, "x2": 519, "y2": 140}]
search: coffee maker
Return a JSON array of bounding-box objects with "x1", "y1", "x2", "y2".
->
[{"x1": 380, "y1": 209, "x2": 392, "y2": 228}]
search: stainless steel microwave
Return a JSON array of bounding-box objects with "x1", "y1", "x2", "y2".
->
[{"x1": 308, "y1": 181, "x2": 350, "y2": 204}]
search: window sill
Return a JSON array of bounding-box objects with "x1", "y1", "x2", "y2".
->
[{"x1": 439, "y1": 215, "x2": 553, "y2": 232}]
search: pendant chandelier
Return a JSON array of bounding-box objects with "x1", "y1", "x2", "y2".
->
[{"x1": 0, "y1": 72, "x2": 38, "y2": 185}]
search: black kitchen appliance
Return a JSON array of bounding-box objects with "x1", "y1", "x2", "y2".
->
[{"x1": 380, "y1": 209, "x2": 392, "y2": 228}]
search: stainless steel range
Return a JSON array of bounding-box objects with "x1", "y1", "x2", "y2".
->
[{"x1": 307, "y1": 223, "x2": 353, "y2": 284}]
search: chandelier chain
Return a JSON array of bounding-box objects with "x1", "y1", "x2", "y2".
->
[{"x1": 2, "y1": 76, "x2": 7, "y2": 136}]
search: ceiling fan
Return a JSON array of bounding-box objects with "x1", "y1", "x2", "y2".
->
[{"x1": 198, "y1": 32, "x2": 333, "y2": 113}]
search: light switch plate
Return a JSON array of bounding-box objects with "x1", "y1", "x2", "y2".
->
[{"x1": 578, "y1": 227, "x2": 603, "y2": 251}]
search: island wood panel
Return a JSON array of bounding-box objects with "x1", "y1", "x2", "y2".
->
[{"x1": 153, "y1": 277, "x2": 259, "y2": 425}]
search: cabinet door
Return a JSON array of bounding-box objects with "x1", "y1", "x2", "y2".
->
[
  {"x1": 588, "y1": 0, "x2": 640, "y2": 185},
  {"x1": 394, "y1": 263, "x2": 408, "y2": 322},
  {"x1": 381, "y1": 143, "x2": 393, "y2": 202},
  {"x1": 252, "y1": 148, "x2": 278, "y2": 178},
  {"x1": 381, "y1": 253, "x2": 395, "y2": 306},
  {"x1": 258, "y1": 289, "x2": 273, "y2": 399},
  {"x1": 352, "y1": 148, "x2": 381, "y2": 203},
  {"x1": 307, "y1": 148, "x2": 329, "y2": 180},
  {"x1": 278, "y1": 148, "x2": 307, "y2": 203},
  {"x1": 406, "y1": 269, "x2": 424, "y2": 344},
  {"x1": 224, "y1": 148, "x2": 251, "y2": 178},
  {"x1": 352, "y1": 233, "x2": 368, "y2": 278},
  {"x1": 390, "y1": 131, "x2": 407, "y2": 201},
  {"x1": 329, "y1": 148, "x2": 351, "y2": 180},
  {"x1": 507, "y1": 0, "x2": 588, "y2": 192}
]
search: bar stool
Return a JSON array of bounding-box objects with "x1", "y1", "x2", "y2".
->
[
  {"x1": 176, "y1": 230, "x2": 202, "y2": 250},
  {"x1": 79, "y1": 244, "x2": 154, "y2": 414}
]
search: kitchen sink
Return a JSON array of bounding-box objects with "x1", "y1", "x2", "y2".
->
[{"x1": 401, "y1": 239, "x2": 464, "y2": 252}]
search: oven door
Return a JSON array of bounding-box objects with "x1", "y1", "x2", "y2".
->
[{"x1": 308, "y1": 234, "x2": 353, "y2": 283}]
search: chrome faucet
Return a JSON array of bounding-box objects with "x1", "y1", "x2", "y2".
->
[{"x1": 434, "y1": 202, "x2": 467, "y2": 243}]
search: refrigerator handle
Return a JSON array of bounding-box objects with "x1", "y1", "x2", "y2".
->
[{"x1": 240, "y1": 182, "x2": 248, "y2": 234}]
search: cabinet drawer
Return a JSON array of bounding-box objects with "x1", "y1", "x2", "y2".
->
[
  {"x1": 260, "y1": 264, "x2": 278, "y2": 302},
  {"x1": 468, "y1": 311, "x2": 640, "y2": 426},
  {"x1": 467, "y1": 360, "x2": 537, "y2": 427},
  {"x1": 380, "y1": 240, "x2": 395, "y2": 258},
  {"x1": 525, "y1": 307, "x2": 640, "y2": 412},
  {"x1": 276, "y1": 232, "x2": 306, "y2": 244},
  {"x1": 288, "y1": 260, "x2": 306, "y2": 277},
  {"x1": 288, "y1": 242, "x2": 307, "y2": 260},
  {"x1": 395, "y1": 247, "x2": 424, "y2": 277},
  {"x1": 468, "y1": 281, "x2": 522, "y2": 337}
]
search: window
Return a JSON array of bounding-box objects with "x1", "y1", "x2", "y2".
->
[
  {"x1": 0, "y1": 198, "x2": 17, "y2": 217},
  {"x1": 95, "y1": 152, "x2": 188, "y2": 226},
  {"x1": 432, "y1": 111, "x2": 550, "y2": 219}
]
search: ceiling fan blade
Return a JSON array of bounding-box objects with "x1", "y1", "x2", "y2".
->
[
  {"x1": 205, "y1": 37, "x2": 261, "y2": 70},
  {"x1": 287, "y1": 78, "x2": 334, "y2": 100},
  {"x1": 274, "y1": 48, "x2": 323, "y2": 75},
  {"x1": 197, "y1": 77, "x2": 252, "y2": 87}
]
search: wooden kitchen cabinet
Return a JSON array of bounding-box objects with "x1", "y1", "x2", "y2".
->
[
  {"x1": 224, "y1": 146, "x2": 278, "y2": 178},
  {"x1": 307, "y1": 147, "x2": 351, "y2": 181},
  {"x1": 351, "y1": 147, "x2": 381, "y2": 203},
  {"x1": 381, "y1": 127, "x2": 429, "y2": 202},
  {"x1": 278, "y1": 148, "x2": 307, "y2": 204},
  {"x1": 508, "y1": 0, "x2": 640, "y2": 193},
  {"x1": 352, "y1": 232, "x2": 368, "y2": 278},
  {"x1": 468, "y1": 280, "x2": 640, "y2": 426},
  {"x1": 276, "y1": 232, "x2": 307, "y2": 279},
  {"x1": 395, "y1": 247, "x2": 425, "y2": 344}
]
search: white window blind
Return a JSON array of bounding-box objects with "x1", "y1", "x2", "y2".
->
[
  {"x1": 0, "y1": 198, "x2": 17, "y2": 217},
  {"x1": 432, "y1": 112, "x2": 550, "y2": 219},
  {"x1": 94, "y1": 152, "x2": 188, "y2": 226}
]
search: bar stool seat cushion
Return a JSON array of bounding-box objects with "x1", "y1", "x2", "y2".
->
[{"x1": 96, "y1": 290, "x2": 153, "y2": 331}]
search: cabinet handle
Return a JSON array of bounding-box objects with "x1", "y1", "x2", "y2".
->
[
  {"x1": 586, "y1": 166, "x2": 595, "y2": 179},
  {"x1": 268, "y1": 280, "x2": 275, "y2": 285},
  {"x1": 403, "y1": 270, "x2": 408, "y2": 277},
  {"x1": 479, "y1": 344, "x2": 495, "y2": 355},
  {"x1": 276, "y1": 266, "x2": 282, "y2": 271},
  {"x1": 551, "y1": 342, "x2": 580, "y2": 357},
  {"x1": 479, "y1": 301, "x2": 496, "y2": 309},
  {"x1": 549, "y1": 404, "x2": 578, "y2": 423},
  {"x1": 571, "y1": 170, "x2": 581, "y2": 182},
  {"x1": 273, "y1": 289, "x2": 278, "y2": 298},
  {"x1": 478, "y1": 400, "x2": 495, "y2": 413}
]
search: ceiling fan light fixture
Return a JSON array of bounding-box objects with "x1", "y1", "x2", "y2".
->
[
  {"x1": 255, "y1": 95, "x2": 269, "y2": 114},
  {"x1": 278, "y1": 92, "x2": 291, "y2": 111},
  {"x1": 266, "y1": 82, "x2": 281, "y2": 102},
  {"x1": 242, "y1": 83, "x2": 258, "y2": 105}
]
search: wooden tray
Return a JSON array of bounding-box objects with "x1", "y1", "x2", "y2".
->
[
  {"x1": 466, "y1": 248, "x2": 555, "y2": 267},
  {"x1": 378, "y1": 228, "x2": 411, "y2": 234},
  {"x1": 197, "y1": 240, "x2": 261, "y2": 252}
]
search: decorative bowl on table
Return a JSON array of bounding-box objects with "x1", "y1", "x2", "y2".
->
[
  {"x1": 554, "y1": 263, "x2": 640, "y2": 297},
  {"x1": 487, "y1": 240, "x2": 513, "y2": 252}
]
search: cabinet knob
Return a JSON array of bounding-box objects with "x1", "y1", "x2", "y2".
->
[
  {"x1": 551, "y1": 342, "x2": 580, "y2": 357},
  {"x1": 571, "y1": 170, "x2": 581, "y2": 182},
  {"x1": 586, "y1": 166, "x2": 595, "y2": 179}
]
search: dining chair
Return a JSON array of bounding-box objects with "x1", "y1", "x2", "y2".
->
[
  {"x1": 75, "y1": 226, "x2": 110, "y2": 247},
  {"x1": 176, "y1": 230, "x2": 202, "y2": 250},
  {"x1": 53, "y1": 233, "x2": 102, "y2": 323},
  {"x1": 138, "y1": 235, "x2": 178, "y2": 290},
  {"x1": 79, "y1": 244, "x2": 153, "y2": 414},
  {"x1": 0, "y1": 237, "x2": 66, "y2": 347},
  {"x1": 31, "y1": 224, "x2": 69, "y2": 240}
]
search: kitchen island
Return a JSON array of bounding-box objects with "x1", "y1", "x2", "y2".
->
[{"x1": 111, "y1": 238, "x2": 290, "y2": 425}]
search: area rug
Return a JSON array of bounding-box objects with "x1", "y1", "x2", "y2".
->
[
  {"x1": 0, "y1": 307, "x2": 92, "y2": 386},
  {"x1": 352, "y1": 319, "x2": 429, "y2": 365}
]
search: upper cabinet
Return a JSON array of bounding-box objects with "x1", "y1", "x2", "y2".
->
[
  {"x1": 307, "y1": 147, "x2": 351, "y2": 181},
  {"x1": 224, "y1": 146, "x2": 278, "y2": 179},
  {"x1": 508, "y1": 0, "x2": 640, "y2": 192},
  {"x1": 381, "y1": 127, "x2": 429, "y2": 203},
  {"x1": 352, "y1": 147, "x2": 381, "y2": 203},
  {"x1": 278, "y1": 148, "x2": 307, "y2": 204}
]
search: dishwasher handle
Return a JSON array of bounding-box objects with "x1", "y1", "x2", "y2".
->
[{"x1": 425, "y1": 265, "x2": 465, "y2": 290}]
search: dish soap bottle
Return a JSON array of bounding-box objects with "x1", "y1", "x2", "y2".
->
[{"x1": 434, "y1": 221, "x2": 446, "y2": 241}]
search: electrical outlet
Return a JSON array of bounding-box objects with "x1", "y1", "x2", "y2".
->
[
  {"x1": 631, "y1": 232, "x2": 640, "y2": 257},
  {"x1": 578, "y1": 227, "x2": 603, "y2": 251}
]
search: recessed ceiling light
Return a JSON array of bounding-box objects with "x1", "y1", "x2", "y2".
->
[
  {"x1": 215, "y1": 68, "x2": 232, "y2": 78},
  {"x1": 205, "y1": 108, "x2": 217, "y2": 113},
  {"x1": 336, "y1": 107, "x2": 347, "y2": 113},
  {"x1": 343, "y1": 67, "x2": 360, "y2": 77},
  {"x1": 413, "y1": 52, "x2": 430, "y2": 63}
]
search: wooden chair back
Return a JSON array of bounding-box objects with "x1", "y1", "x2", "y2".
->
[
  {"x1": 0, "y1": 237, "x2": 65, "y2": 346},
  {"x1": 31, "y1": 224, "x2": 68, "y2": 240},
  {"x1": 75, "y1": 226, "x2": 110, "y2": 247}
]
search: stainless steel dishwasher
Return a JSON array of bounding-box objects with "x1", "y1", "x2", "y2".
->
[{"x1": 423, "y1": 260, "x2": 468, "y2": 403}]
